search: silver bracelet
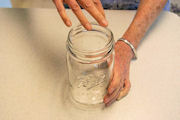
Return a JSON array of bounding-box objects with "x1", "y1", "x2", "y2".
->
[{"x1": 117, "y1": 38, "x2": 137, "y2": 60}]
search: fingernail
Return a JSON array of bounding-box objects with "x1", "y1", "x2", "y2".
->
[
  {"x1": 101, "y1": 19, "x2": 108, "y2": 27},
  {"x1": 85, "y1": 23, "x2": 92, "y2": 30},
  {"x1": 66, "y1": 21, "x2": 72, "y2": 27},
  {"x1": 105, "y1": 98, "x2": 116, "y2": 107},
  {"x1": 105, "y1": 102, "x2": 111, "y2": 107}
]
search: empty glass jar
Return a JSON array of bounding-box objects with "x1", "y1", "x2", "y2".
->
[{"x1": 66, "y1": 23, "x2": 114, "y2": 108}]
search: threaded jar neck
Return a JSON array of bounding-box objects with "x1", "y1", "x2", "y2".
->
[{"x1": 67, "y1": 23, "x2": 114, "y2": 63}]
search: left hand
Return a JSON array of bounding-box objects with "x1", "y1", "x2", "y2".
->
[{"x1": 104, "y1": 41, "x2": 133, "y2": 106}]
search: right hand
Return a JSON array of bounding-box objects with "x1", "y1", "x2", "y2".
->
[
  {"x1": 53, "y1": 0, "x2": 108, "y2": 30},
  {"x1": 104, "y1": 41, "x2": 133, "y2": 106}
]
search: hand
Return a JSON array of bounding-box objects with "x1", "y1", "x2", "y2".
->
[
  {"x1": 53, "y1": 0, "x2": 108, "y2": 30},
  {"x1": 104, "y1": 41, "x2": 133, "y2": 106}
]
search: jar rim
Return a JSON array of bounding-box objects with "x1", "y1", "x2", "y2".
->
[
  {"x1": 67, "y1": 23, "x2": 114, "y2": 63},
  {"x1": 67, "y1": 23, "x2": 114, "y2": 54}
]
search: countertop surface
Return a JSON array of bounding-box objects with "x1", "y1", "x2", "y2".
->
[{"x1": 0, "y1": 8, "x2": 180, "y2": 120}]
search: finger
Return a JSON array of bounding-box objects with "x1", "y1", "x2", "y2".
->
[
  {"x1": 53, "y1": 0, "x2": 72, "y2": 27},
  {"x1": 117, "y1": 65, "x2": 131, "y2": 101},
  {"x1": 78, "y1": 0, "x2": 108, "y2": 27},
  {"x1": 108, "y1": 70, "x2": 124, "y2": 94},
  {"x1": 117, "y1": 79, "x2": 131, "y2": 101},
  {"x1": 66, "y1": 0, "x2": 92, "y2": 30},
  {"x1": 107, "y1": 76, "x2": 117, "y2": 94},
  {"x1": 93, "y1": 0, "x2": 105, "y2": 17},
  {"x1": 104, "y1": 87, "x2": 121, "y2": 106}
]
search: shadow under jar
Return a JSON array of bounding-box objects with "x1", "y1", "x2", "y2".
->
[{"x1": 66, "y1": 23, "x2": 114, "y2": 109}]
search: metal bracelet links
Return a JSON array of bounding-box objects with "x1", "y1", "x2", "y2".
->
[{"x1": 117, "y1": 38, "x2": 137, "y2": 60}]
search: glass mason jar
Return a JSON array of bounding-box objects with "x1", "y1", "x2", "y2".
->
[{"x1": 66, "y1": 23, "x2": 114, "y2": 108}]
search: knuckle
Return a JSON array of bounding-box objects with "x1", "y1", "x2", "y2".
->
[
  {"x1": 119, "y1": 81, "x2": 124, "y2": 87},
  {"x1": 71, "y1": 3, "x2": 79, "y2": 11},
  {"x1": 126, "y1": 80, "x2": 131, "y2": 89},
  {"x1": 84, "y1": 0, "x2": 93, "y2": 8},
  {"x1": 93, "y1": 0, "x2": 99, "y2": 5}
]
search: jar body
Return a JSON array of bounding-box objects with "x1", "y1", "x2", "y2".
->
[{"x1": 66, "y1": 24, "x2": 114, "y2": 107}]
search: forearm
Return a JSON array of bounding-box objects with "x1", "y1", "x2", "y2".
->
[{"x1": 122, "y1": 0, "x2": 168, "y2": 49}]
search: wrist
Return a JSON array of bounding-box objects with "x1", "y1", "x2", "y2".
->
[
  {"x1": 122, "y1": 29, "x2": 139, "y2": 49},
  {"x1": 115, "y1": 41, "x2": 134, "y2": 60}
]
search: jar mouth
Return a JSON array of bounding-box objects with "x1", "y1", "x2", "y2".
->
[{"x1": 67, "y1": 23, "x2": 114, "y2": 62}]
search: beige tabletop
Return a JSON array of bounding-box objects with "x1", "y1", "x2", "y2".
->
[{"x1": 0, "y1": 8, "x2": 180, "y2": 120}]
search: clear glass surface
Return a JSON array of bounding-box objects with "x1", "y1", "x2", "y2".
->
[{"x1": 66, "y1": 23, "x2": 114, "y2": 108}]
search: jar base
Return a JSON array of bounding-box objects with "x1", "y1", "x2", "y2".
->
[{"x1": 68, "y1": 88, "x2": 105, "y2": 110}]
